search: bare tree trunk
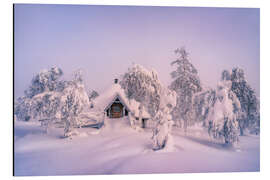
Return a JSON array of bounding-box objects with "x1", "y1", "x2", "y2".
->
[
  {"x1": 183, "y1": 108, "x2": 190, "y2": 135},
  {"x1": 239, "y1": 126, "x2": 244, "y2": 136},
  {"x1": 238, "y1": 119, "x2": 245, "y2": 136},
  {"x1": 139, "y1": 103, "x2": 143, "y2": 128},
  {"x1": 64, "y1": 117, "x2": 72, "y2": 137}
]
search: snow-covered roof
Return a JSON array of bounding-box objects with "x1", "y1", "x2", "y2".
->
[
  {"x1": 104, "y1": 93, "x2": 131, "y2": 112},
  {"x1": 92, "y1": 83, "x2": 150, "y2": 118}
]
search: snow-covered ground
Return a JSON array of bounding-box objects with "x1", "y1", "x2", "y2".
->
[{"x1": 14, "y1": 119, "x2": 260, "y2": 176}]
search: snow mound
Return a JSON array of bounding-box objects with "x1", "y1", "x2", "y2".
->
[{"x1": 102, "y1": 117, "x2": 133, "y2": 132}]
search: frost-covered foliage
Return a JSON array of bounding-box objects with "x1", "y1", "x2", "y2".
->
[
  {"x1": 169, "y1": 47, "x2": 202, "y2": 132},
  {"x1": 88, "y1": 90, "x2": 99, "y2": 108},
  {"x1": 207, "y1": 80, "x2": 239, "y2": 146},
  {"x1": 120, "y1": 64, "x2": 162, "y2": 127},
  {"x1": 31, "y1": 92, "x2": 61, "y2": 132},
  {"x1": 24, "y1": 67, "x2": 63, "y2": 98},
  {"x1": 229, "y1": 68, "x2": 260, "y2": 135},
  {"x1": 192, "y1": 88, "x2": 217, "y2": 126},
  {"x1": 60, "y1": 70, "x2": 90, "y2": 137},
  {"x1": 15, "y1": 67, "x2": 64, "y2": 122},
  {"x1": 88, "y1": 90, "x2": 99, "y2": 101},
  {"x1": 152, "y1": 88, "x2": 176, "y2": 151},
  {"x1": 219, "y1": 68, "x2": 260, "y2": 135},
  {"x1": 14, "y1": 96, "x2": 32, "y2": 121},
  {"x1": 15, "y1": 68, "x2": 91, "y2": 137},
  {"x1": 221, "y1": 70, "x2": 231, "y2": 81}
]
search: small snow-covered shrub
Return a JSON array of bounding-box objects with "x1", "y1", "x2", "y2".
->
[
  {"x1": 88, "y1": 90, "x2": 99, "y2": 101},
  {"x1": 88, "y1": 90, "x2": 99, "y2": 109}
]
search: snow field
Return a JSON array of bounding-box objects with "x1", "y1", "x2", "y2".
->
[{"x1": 14, "y1": 119, "x2": 259, "y2": 176}]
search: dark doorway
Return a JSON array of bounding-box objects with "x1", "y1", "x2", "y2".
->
[{"x1": 110, "y1": 103, "x2": 123, "y2": 118}]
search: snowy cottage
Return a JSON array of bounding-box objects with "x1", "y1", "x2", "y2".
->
[{"x1": 92, "y1": 79, "x2": 151, "y2": 128}]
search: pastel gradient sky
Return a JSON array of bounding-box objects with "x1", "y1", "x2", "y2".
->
[{"x1": 14, "y1": 4, "x2": 260, "y2": 98}]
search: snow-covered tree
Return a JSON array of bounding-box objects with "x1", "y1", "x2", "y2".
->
[
  {"x1": 60, "y1": 70, "x2": 90, "y2": 137},
  {"x1": 88, "y1": 90, "x2": 99, "y2": 108},
  {"x1": 24, "y1": 67, "x2": 63, "y2": 98},
  {"x1": 152, "y1": 88, "x2": 176, "y2": 151},
  {"x1": 15, "y1": 67, "x2": 64, "y2": 123},
  {"x1": 120, "y1": 64, "x2": 162, "y2": 127},
  {"x1": 15, "y1": 68, "x2": 93, "y2": 136},
  {"x1": 230, "y1": 68, "x2": 260, "y2": 135},
  {"x1": 192, "y1": 88, "x2": 217, "y2": 126},
  {"x1": 88, "y1": 90, "x2": 99, "y2": 101},
  {"x1": 169, "y1": 47, "x2": 202, "y2": 133},
  {"x1": 207, "y1": 80, "x2": 239, "y2": 146},
  {"x1": 14, "y1": 96, "x2": 32, "y2": 121},
  {"x1": 221, "y1": 70, "x2": 231, "y2": 81},
  {"x1": 31, "y1": 92, "x2": 61, "y2": 132}
]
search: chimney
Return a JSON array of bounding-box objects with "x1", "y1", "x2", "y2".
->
[{"x1": 114, "y1": 78, "x2": 118, "y2": 84}]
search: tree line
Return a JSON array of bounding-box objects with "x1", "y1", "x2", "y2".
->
[{"x1": 14, "y1": 47, "x2": 260, "y2": 150}]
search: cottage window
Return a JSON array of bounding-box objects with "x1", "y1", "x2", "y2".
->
[{"x1": 112, "y1": 106, "x2": 121, "y2": 112}]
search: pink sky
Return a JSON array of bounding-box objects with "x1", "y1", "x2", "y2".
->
[{"x1": 14, "y1": 4, "x2": 260, "y2": 97}]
